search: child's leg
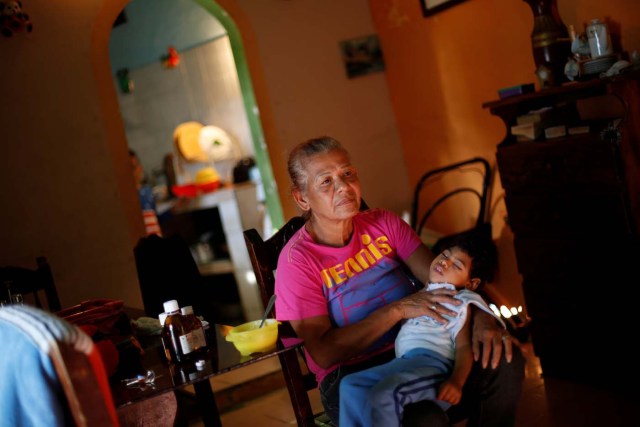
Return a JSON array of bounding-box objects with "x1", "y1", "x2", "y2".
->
[
  {"x1": 369, "y1": 349, "x2": 452, "y2": 427},
  {"x1": 340, "y1": 355, "x2": 415, "y2": 427}
]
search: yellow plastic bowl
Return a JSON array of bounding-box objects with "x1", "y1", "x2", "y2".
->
[{"x1": 225, "y1": 319, "x2": 280, "y2": 356}]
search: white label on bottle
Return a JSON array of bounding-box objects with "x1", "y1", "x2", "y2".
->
[{"x1": 179, "y1": 328, "x2": 207, "y2": 355}]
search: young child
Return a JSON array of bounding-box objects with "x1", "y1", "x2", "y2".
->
[{"x1": 339, "y1": 234, "x2": 504, "y2": 427}]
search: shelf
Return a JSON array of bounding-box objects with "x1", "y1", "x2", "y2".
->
[
  {"x1": 482, "y1": 69, "x2": 640, "y2": 110},
  {"x1": 197, "y1": 259, "x2": 234, "y2": 276}
]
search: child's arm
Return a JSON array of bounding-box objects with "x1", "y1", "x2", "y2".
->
[{"x1": 437, "y1": 311, "x2": 473, "y2": 405}]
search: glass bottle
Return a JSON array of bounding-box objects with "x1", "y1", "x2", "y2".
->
[
  {"x1": 162, "y1": 300, "x2": 185, "y2": 363},
  {"x1": 158, "y1": 312, "x2": 173, "y2": 363},
  {"x1": 180, "y1": 305, "x2": 208, "y2": 356}
]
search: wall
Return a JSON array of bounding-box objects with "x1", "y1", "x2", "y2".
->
[
  {"x1": 0, "y1": 0, "x2": 406, "y2": 309},
  {"x1": 109, "y1": 0, "x2": 227, "y2": 73},
  {"x1": 1, "y1": 0, "x2": 637, "y2": 311},
  {"x1": 226, "y1": 0, "x2": 410, "y2": 218},
  {"x1": 0, "y1": 0, "x2": 142, "y2": 308},
  {"x1": 366, "y1": 0, "x2": 639, "y2": 307}
]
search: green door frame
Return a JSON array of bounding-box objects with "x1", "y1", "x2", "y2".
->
[{"x1": 193, "y1": 0, "x2": 284, "y2": 229}]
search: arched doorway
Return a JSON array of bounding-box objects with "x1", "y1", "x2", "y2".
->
[
  {"x1": 109, "y1": 0, "x2": 283, "y2": 230},
  {"x1": 193, "y1": 0, "x2": 284, "y2": 229},
  {"x1": 107, "y1": 0, "x2": 282, "y2": 321}
]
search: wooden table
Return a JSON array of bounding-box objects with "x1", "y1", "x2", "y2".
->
[{"x1": 111, "y1": 323, "x2": 302, "y2": 427}]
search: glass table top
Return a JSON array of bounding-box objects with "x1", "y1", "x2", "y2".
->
[{"x1": 111, "y1": 323, "x2": 301, "y2": 408}]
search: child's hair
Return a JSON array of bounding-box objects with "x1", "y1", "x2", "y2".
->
[{"x1": 446, "y1": 232, "x2": 498, "y2": 286}]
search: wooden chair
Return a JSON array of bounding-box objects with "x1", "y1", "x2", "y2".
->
[{"x1": 0, "y1": 256, "x2": 62, "y2": 312}]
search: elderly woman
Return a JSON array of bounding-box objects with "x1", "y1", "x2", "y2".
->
[{"x1": 275, "y1": 136, "x2": 524, "y2": 426}]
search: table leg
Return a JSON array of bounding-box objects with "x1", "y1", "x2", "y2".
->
[{"x1": 194, "y1": 380, "x2": 222, "y2": 427}]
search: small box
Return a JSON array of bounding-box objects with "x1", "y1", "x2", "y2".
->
[
  {"x1": 568, "y1": 126, "x2": 590, "y2": 135},
  {"x1": 498, "y1": 83, "x2": 535, "y2": 99},
  {"x1": 511, "y1": 122, "x2": 542, "y2": 140},
  {"x1": 516, "y1": 107, "x2": 554, "y2": 126},
  {"x1": 544, "y1": 125, "x2": 567, "y2": 139}
]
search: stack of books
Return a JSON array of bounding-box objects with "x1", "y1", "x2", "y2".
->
[{"x1": 511, "y1": 107, "x2": 554, "y2": 141}]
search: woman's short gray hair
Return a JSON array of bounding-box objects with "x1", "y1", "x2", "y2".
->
[{"x1": 287, "y1": 136, "x2": 350, "y2": 192}]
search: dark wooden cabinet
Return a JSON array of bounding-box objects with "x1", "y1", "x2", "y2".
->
[{"x1": 483, "y1": 71, "x2": 640, "y2": 387}]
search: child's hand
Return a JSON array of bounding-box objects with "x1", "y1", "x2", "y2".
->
[{"x1": 437, "y1": 380, "x2": 463, "y2": 405}]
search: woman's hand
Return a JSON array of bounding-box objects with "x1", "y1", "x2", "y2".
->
[
  {"x1": 471, "y1": 310, "x2": 512, "y2": 368},
  {"x1": 395, "y1": 288, "x2": 460, "y2": 323}
]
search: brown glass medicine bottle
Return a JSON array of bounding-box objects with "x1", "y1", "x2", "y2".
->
[{"x1": 180, "y1": 305, "x2": 207, "y2": 357}]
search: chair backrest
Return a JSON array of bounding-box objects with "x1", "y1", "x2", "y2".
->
[
  {"x1": 0, "y1": 256, "x2": 62, "y2": 312},
  {"x1": 244, "y1": 217, "x2": 306, "y2": 311},
  {"x1": 410, "y1": 157, "x2": 493, "y2": 255},
  {"x1": 245, "y1": 197, "x2": 369, "y2": 316},
  {"x1": 134, "y1": 234, "x2": 202, "y2": 317},
  {"x1": 0, "y1": 304, "x2": 119, "y2": 426}
]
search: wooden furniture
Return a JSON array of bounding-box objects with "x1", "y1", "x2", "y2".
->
[
  {"x1": 111, "y1": 323, "x2": 304, "y2": 427},
  {"x1": 483, "y1": 71, "x2": 640, "y2": 386},
  {"x1": 0, "y1": 256, "x2": 61, "y2": 312}
]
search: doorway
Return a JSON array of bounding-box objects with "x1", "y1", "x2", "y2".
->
[{"x1": 109, "y1": 0, "x2": 281, "y2": 322}]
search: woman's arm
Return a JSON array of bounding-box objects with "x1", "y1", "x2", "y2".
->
[
  {"x1": 290, "y1": 287, "x2": 459, "y2": 368},
  {"x1": 290, "y1": 306, "x2": 401, "y2": 368}
]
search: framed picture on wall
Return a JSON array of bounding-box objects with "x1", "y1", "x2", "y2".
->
[
  {"x1": 420, "y1": 0, "x2": 468, "y2": 16},
  {"x1": 339, "y1": 35, "x2": 385, "y2": 79}
]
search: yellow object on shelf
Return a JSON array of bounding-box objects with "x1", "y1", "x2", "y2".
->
[
  {"x1": 174, "y1": 121, "x2": 206, "y2": 162},
  {"x1": 195, "y1": 167, "x2": 220, "y2": 184},
  {"x1": 225, "y1": 319, "x2": 279, "y2": 356}
]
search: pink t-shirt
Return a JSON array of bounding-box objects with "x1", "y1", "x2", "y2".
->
[{"x1": 275, "y1": 208, "x2": 422, "y2": 385}]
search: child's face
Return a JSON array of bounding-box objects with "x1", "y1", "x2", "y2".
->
[{"x1": 429, "y1": 246, "x2": 478, "y2": 290}]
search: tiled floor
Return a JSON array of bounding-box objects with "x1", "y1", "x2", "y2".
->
[{"x1": 189, "y1": 343, "x2": 636, "y2": 426}]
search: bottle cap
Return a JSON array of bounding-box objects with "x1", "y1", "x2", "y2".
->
[
  {"x1": 181, "y1": 305, "x2": 194, "y2": 315},
  {"x1": 158, "y1": 312, "x2": 168, "y2": 326},
  {"x1": 163, "y1": 300, "x2": 179, "y2": 313}
]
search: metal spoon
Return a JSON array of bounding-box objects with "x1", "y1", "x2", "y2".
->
[
  {"x1": 259, "y1": 294, "x2": 277, "y2": 328},
  {"x1": 124, "y1": 370, "x2": 156, "y2": 387}
]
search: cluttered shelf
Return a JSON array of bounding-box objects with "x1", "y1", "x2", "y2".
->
[
  {"x1": 482, "y1": 69, "x2": 640, "y2": 110},
  {"x1": 483, "y1": 69, "x2": 640, "y2": 148}
]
